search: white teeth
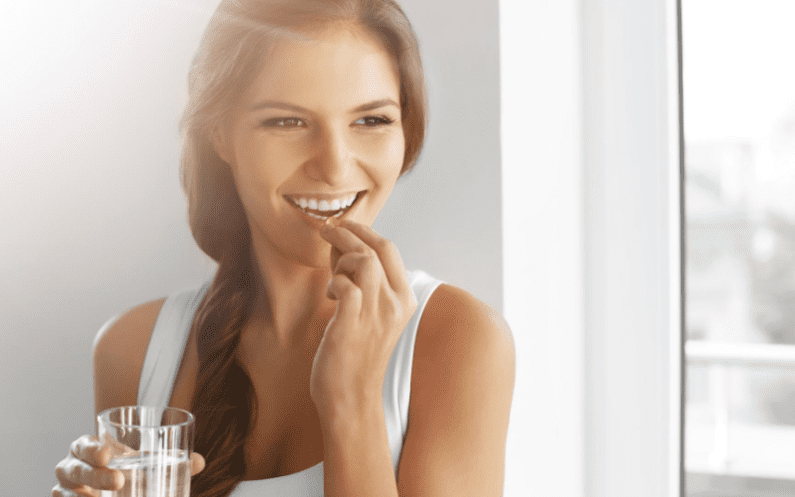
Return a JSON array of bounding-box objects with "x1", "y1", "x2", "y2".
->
[{"x1": 288, "y1": 192, "x2": 361, "y2": 214}]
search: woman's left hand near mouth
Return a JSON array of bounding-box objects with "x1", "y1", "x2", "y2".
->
[{"x1": 311, "y1": 219, "x2": 418, "y2": 419}]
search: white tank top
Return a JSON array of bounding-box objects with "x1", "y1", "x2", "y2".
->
[{"x1": 136, "y1": 270, "x2": 444, "y2": 496}]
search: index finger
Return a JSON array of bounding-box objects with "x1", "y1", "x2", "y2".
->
[
  {"x1": 73, "y1": 433, "x2": 135, "y2": 466},
  {"x1": 71, "y1": 435, "x2": 111, "y2": 467},
  {"x1": 336, "y1": 219, "x2": 411, "y2": 295}
]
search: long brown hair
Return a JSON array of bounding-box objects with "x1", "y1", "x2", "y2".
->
[{"x1": 178, "y1": 0, "x2": 427, "y2": 495}]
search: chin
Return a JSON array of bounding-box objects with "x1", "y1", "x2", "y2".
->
[{"x1": 285, "y1": 239, "x2": 335, "y2": 271}]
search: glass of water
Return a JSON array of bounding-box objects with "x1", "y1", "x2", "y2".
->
[{"x1": 97, "y1": 406, "x2": 194, "y2": 497}]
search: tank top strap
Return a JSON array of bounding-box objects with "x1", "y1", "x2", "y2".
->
[
  {"x1": 137, "y1": 280, "x2": 211, "y2": 407},
  {"x1": 382, "y1": 270, "x2": 445, "y2": 469}
]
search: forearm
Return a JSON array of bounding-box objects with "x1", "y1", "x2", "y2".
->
[{"x1": 320, "y1": 401, "x2": 400, "y2": 497}]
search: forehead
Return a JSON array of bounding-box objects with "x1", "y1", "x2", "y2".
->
[{"x1": 243, "y1": 25, "x2": 400, "y2": 110}]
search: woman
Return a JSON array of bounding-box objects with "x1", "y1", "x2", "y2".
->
[{"x1": 52, "y1": 0, "x2": 515, "y2": 495}]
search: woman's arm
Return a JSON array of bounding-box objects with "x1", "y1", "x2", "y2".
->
[
  {"x1": 397, "y1": 284, "x2": 515, "y2": 496},
  {"x1": 53, "y1": 300, "x2": 166, "y2": 496},
  {"x1": 93, "y1": 299, "x2": 164, "y2": 422},
  {"x1": 314, "y1": 220, "x2": 415, "y2": 497},
  {"x1": 317, "y1": 284, "x2": 515, "y2": 497},
  {"x1": 315, "y1": 220, "x2": 514, "y2": 496}
]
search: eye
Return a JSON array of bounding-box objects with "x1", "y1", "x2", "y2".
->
[
  {"x1": 261, "y1": 117, "x2": 306, "y2": 128},
  {"x1": 355, "y1": 115, "x2": 395, "y2": 127}
]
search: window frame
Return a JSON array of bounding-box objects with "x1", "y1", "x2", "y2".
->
[{"x1": 500, "y1": 0, "x2": 684, "y2": 495}]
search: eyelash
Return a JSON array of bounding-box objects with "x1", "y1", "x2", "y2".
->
[
  {"x1": 260, "y1": 115, "x2": 395, "y2": 129},
  {"x1": 356, "y1": 115, "x2": 395, "y2": 127}
]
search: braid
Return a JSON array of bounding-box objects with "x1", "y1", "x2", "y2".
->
[{"x1": 189, "y1": 239, "x2": 258, "y2": 497}]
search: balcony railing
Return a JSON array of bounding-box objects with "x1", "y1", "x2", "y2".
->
[
  {"x1": 687, "y1": 341, "x2": 795, "y2": 368},
  {"x1": 685, "y1": 341, "x2": 795, "y2": 479}
]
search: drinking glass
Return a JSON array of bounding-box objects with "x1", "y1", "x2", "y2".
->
[{"x1": 97, "y1": 406, "x2": 194, "y2": 497}]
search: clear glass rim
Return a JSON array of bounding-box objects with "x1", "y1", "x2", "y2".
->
[{"x1": 97, "y1": 405, "x2": 195, "y2": 429}]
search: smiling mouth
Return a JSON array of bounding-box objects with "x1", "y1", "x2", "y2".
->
[{"x1": 284, "y1": 190, "x2": 367, "y2": 220}]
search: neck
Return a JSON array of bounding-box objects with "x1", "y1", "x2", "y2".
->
[{"x1": 247, "y1": 235, "x2": 337, "y2": 350}]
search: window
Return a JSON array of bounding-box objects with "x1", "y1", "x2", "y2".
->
[
  {"x1": 501, "y1": 0, "x2": 681, "y2": 495},
  {"x1": 683, "y1": 1, "x2": 795, "y2": 495}
]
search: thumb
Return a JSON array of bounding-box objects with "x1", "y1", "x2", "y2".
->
[{"x1": 190, "y1": 452, "x2": 206, "y2": 476}]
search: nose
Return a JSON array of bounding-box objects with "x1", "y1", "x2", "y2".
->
[{"x1": 306, "y1": 125, "x2": 354, "y2": 186}]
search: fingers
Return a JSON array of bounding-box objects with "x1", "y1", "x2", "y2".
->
[
  {"x1": 320, "y1": 222, "x2": 370, "y2": 255},
  {"x1": 56, "y1": 435, "x2": 125, "y2": 493},
  {"x1": 329, "y1": 245, "x2": 343, "y2": 273},
  {"x1": 331, "y1": 220, "x2": 411, "y2": 295},
  {"x1": 52, "y1": 483, "x2": 99, "y2": 497},
  {"x1": 56, "y1": 456, "x2": 124, "y2": 491},
  {"x1": 99, "y1": 431, "x2": 138, "y2": 456},
  {"x1": 339, "y1": 221, "x2": 405, "y2": 279},
  {"x1": 55, "y1": 438, "x2": 201, "y2": 497},
  {"x1": 320, "y1": 220, "x2": 415, "y2": 324},
  {"x1": 326, "y1": 273, "x2": 363, "y2": 321},
  {"x1": 332, "y1": 251, "x2": 380, "y2": 293},
  {"x1": 320, "y1": 225, "x2": 384, "y2": 292},
  {"x1": 190, "y1": 452, "x2": 206, "y2": 476},
  {"x1": 71, "y1": 435, "x2": 110, "y2": 467}
]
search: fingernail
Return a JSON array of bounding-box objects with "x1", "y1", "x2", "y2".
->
[{"x1": 320, "y1": 223, "x2": 335, "y2": 233}]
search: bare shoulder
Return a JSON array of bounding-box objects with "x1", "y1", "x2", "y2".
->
[
  {"x1": 400, "y1": 283, "x2": 515, "y2": 494},
  {"x1": 93, "y1": 298, "x2": 166, "y2": 416},
  {"x1": 415, "y1": 283, "x2": 515, "y2": 368}
]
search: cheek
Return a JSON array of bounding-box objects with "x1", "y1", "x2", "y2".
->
[
  {"x1": 233, "y1": 137, "x2": 303, "y2": 192},
  {"x1": 360, "y1": 132, "x2": 405, "y2": 179},
  {"x1": 385, "y1": 134, "x2": 406, "y2": 180},
  {"x1": 386, "y1": 133, "x2": 405, "y2": 163}
]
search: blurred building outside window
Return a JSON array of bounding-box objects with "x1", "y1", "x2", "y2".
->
[{"x1": 683, "y1": 1, "x2": 795, "y2": 495}]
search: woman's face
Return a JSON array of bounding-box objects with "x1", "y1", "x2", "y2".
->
[{"x1": 214, "y1": 24, "x2": 405, "y2": 268}]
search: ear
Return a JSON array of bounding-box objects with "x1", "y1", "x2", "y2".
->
[{"x1": 210, "y1": 127, "x2": 233, "y2": 165}]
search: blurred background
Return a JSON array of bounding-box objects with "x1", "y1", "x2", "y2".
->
[
  {"x1": 682, "y1": 0, "x2": 795, "y2": 495},
  {"x1": 0, "y1": 0, "x2": 502, "y2": 493}
]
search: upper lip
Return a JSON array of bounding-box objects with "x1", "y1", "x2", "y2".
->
[{"x1": 283, "y1": 190, "x2": 366, "y2": 201}]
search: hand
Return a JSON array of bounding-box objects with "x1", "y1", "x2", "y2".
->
[
  {"x1": 52, "y1": 433, "x2": 206, "y2": 497},
  {"x1": 312, "y1": 219, "x2": 418, "y2": 417}
]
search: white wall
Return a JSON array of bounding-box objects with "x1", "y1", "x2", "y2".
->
[
  {"x1": 500, "y1": 0, "x2": 585, "y2": 493},
  {"x1": 0, "y1": 0, "x2": 502, "y2": 493}
]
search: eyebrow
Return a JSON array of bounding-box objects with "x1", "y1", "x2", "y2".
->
[{"x1": 249, "y1": 98, "x2": 400, "y2": 113}]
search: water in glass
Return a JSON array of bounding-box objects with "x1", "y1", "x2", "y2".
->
[{"x1": 102, "y1": 450, "x2": 190, "y2": 497}]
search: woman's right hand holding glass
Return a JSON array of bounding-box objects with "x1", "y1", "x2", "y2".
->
[
  {"x1": 52, "y1": 434, "x2": 206, "y2": 496},
  {"x1": 52, "y1": 434, "x2": 124, "y2": 497}
]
